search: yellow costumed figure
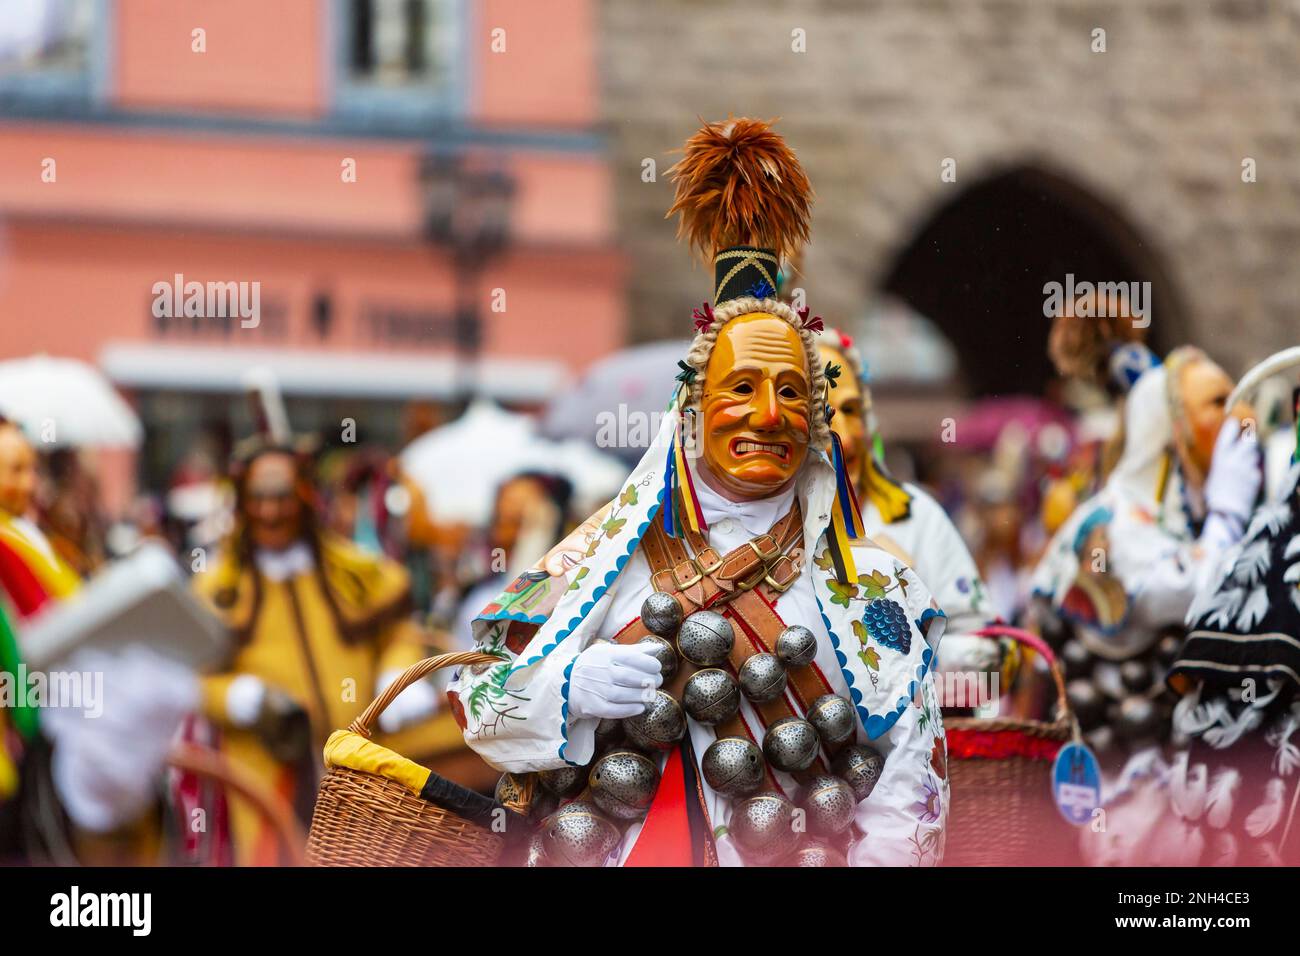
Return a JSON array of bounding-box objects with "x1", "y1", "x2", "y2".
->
[{"x1": 194, "y1": 436, "x2": 436, "y2": 865}]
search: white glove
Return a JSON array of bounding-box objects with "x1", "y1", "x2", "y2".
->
[
  {"x1": 43, "y1": 646, "x2": 199, "y2": 833},
  {"x1": 567, "y1": 642, "x2": 663, "y2": 720},
  {"x1": 1201, "y1": 418, "x2": 1262, "y2": 550},
  {"x1": 376, "y1": 670, "x2": 441, "y2": 733},
  {"x1": 225, "y1": 673, "x2": 267, "y2": 728}
]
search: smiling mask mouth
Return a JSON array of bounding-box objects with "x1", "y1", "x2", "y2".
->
[{"x1": 730, "y1": 436, "x2": 791, "y2": 462}]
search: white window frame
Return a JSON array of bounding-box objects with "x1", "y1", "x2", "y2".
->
[
  {"x1": 0, "y1": 0, "x2": 111, "y2": 106},
  {"x1": 329, "y1": 0, "x2": 465, "y2": 128}
]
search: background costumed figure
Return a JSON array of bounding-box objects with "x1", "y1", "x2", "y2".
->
[
  {"x1": 0, "y1": 419, "x2": 80, "y2": 621},
  {"x1": 193, "y1": 407, "x2": 439, "y2": 865},
  {"x1": 1032, "y1": 348, "x2": 1260, "y2": 772},
  {"x1": 1144, "y1": 359, "x2": 1300, "y2": 866},
  {"x1": 814, "y1": 328, "x2": 1003, "y2": 704},
  {"x1": 1152, "y1": 452, "x2": 1300, "y2": 866},
  {"x1": 0, "y1": 417, "x2": 196, "y2": 864},
  {"x1": 450, "y1": 117, "x2": 948, "y2": 867}
]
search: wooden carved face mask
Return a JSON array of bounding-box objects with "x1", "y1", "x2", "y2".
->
[
  {"x1": 817, "y1": 342, "x2": 866, "y2": 490},
  {"x1": 1173, "y1": 356, "x2": 1241, "y2": 483},
  {"x1": 243, "y1": 451, "x2": 307, "y2": 552},
  {"x1": 0, "y1": 424, "x2": 36, "y2": 519},
  {"x1": 699, "y1": 313, "x2": 812, "y2": 500}
]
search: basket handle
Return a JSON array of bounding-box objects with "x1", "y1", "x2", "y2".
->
[
  {"x1": 1225, "y1": 345, "x2": 1300, "y2": 414},
  {"x1": 349, "y1": 651, "x2": 505, "y2": 739},
  {"x1": 972, "y1": 625, "x2": 1074, "y2": 737}
]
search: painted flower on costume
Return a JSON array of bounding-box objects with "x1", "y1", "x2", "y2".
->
[
  {"x1": 912, "y1": 776, "x2": 942, "y2": 824},
  {"x1": 930, "y1": 736, "x2": 947, "y2": 780}
]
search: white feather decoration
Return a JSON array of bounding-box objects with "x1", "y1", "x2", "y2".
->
[
  {"x1": 1203, "y1": 706, "x2": 1264, "y2": 749},
  {"x1": 1245, "y1": 778, "x2": 1286, "y2": 838},
  {"x1": 1172, "y1": 758, "x2": 1208, "y2": 821},
  {"x1": 1269, "y1": 712, "x2": 1300, "y2": 777},
  {"x1": 1172, "y1": 687, "x2": 1228, "y2": 737},
  {"x1": 1205, "y1": 769, "x2": 1240, "y2": 829}
]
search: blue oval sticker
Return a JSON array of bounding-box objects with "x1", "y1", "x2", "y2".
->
[{"x1": 1051, "y1": 742, "x2": 1101, "y2": 826}]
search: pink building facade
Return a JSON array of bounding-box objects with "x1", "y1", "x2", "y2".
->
[{"x1": 0, "y1": 0, "x2": 624, "y2": 512}]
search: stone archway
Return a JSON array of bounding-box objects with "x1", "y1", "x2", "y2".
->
[{"x1": 879, "y1": 164, "x2": 1189, "y2": 398}]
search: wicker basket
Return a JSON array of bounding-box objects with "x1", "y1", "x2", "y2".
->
[
  {"x1": 306, "y1": 651, "x2": 509, "y2": 867},
  {"x1": 943, "y1": 626, "x2": 1076, "y2": 866}
]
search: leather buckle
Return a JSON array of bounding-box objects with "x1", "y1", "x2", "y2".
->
[
  {"x1": 748, "y1": 534, "x2": 780, "y2": 562},
  {"x1": 695, "y1": 547, "x2": 723, "y2": 576},
  {"x1": 671, "y1": 559, "x2": 702, "y2": 590},
  {"x1": 736, "y1": 564, "x2": 767, "y2": 593},
  {"x1": 764, "y1": 570, "x2": 795, "y2": 593},
  {"x1": 759, "y1": 554, "x2": 790, "y2": 590}
]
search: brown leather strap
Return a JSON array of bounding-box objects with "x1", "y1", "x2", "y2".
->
[
  {"x1": 728, "y1": 585, "x2": 836, "y2": 717},
  {"x1": 645, "y1": 503, "x2": 804, "y2": 610},
  {"x1": 619, "y1": 502, "x2": 843, "y2": 787}
]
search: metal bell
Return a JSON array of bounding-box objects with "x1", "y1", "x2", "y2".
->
[
  {"x1": 762, "y1": 716, "x2": 820, "y2": 773},
  {"x1": 523, "y1": 829, "x2": 549, "y2": 867},
  {"x1": 1085, "y1": 724, "x2": 1116, "y2": 757},
  {"x1": 677, "y1": 610, "x2": 735, "y2": 667},
  {"x1": 495, "y1": 772, "x2": 531, "y2": 811},
  {"x1": 739, "y1": 652, "x2": 787, "y2": 703},
  {"x1": 622, "y1": 690, "x2": 686, "y2": 751},
  {"x1": 682, "y1": 668, "x2": 741, "y2": 725},
  {"x1": 729, "y1": 791, "x2": 801, "y2": 864},
  {"x1": 701, "y1": 736, "x2": 765, "y2": 797},
  {"x1": 541, "y1": 800, "x2": 622, "y2": 867},
  {"x1": 1155, "y1": 631, "x2": 1183, "y2": 667},
  {"x1": 1066, "y1": 679, "x2": 1106, "y2": 730},
  {"x1": 589, "y1": 750, "x2": 660, "y2": 821},
  {"x1": 1115, "y1": 694, "x2": 1161, "y2": 741},
  {"x1": 638, "y1": 635, "x2": 679, "y2": 681},
  {"x1": 806, "y1": 693, "x2": 856, "y2": 745},
  {"x1": 539, "y1": 764, "x2": 586, "y2": 798},
  {"x1": 528, "y1": 790, "x2": 559, "y2": 823},
  {"x1": 594, "y1": 717, "x2": 624, "y2": 752},
  {"x1": 832, "y1": 744, "x2": 884, "y2": 801},
  {"x1": 1060, "y1": 640, "x2": 1093, "y2": 681},
  {"x1": 776, "y1": 625, "x2": 818, "y2": 668},
  {"x1": 1119, "y1": 659, "x2": 1152, "y2": 693},
  {"x1": 793, "y1": 841, "x2": 847, "y2": 867},
  {"x1": 803, "y1": 774, "x2": 857, "y2": 836},
  {"x1": 640, "y1": 591, "x2": 683, "y2": 638}
]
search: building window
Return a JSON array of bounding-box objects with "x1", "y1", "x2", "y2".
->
[
  {"x1": 335, "y1": 0, "x2": 462, "y2": 126},
  {"x1": 0, "y1": 0, "x2": 104, "y2": 104}
]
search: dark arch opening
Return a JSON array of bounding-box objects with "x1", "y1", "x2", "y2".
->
[{"x1": 880, "y1": 165, "x2": 1188, "y2": 398}]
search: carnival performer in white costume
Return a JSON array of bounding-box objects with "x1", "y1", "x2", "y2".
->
[
  {"x1": 815, "y1": 327, "x2": 994, "y2": 685},
  {"x1": 1031, "y1": 348, "x2": 1261, "y2": 863},
  {"x1": 449, "y1": 119, "x2": 948, "y2": 867}
]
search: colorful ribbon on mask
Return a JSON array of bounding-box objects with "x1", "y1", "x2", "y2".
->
[
  {"x1": 661, "y1": 423, "x2": 707, "y2": 539},
  {"x1": 825, "y1": 432, "x2": 865, "y2": 583}
]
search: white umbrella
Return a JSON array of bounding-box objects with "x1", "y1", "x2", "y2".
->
[
  {"x1": 540, "y1": 341, "x2": 688, "y2": 465},
  {"x1": 400, "y1": 400, "x2": 628, "y2": 527},
  {"x1": 0, "y1": 355, "x2": 143, "y2": 448}
]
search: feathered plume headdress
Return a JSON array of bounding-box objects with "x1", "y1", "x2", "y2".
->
[{"x1": 666, "y1": 117, "x2": 813, "y2": 305}]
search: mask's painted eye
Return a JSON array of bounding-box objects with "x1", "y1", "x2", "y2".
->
[
  {"x1": 733, "y1": 382, "x2": 754, "y2": 395},
  {"x1": 779, "y1": 386, "x2": 800, "y2": 399}
]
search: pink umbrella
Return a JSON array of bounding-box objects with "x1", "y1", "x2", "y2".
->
[{"x1": 954, "y1": 396, "x2": 1075, "y2": 453}]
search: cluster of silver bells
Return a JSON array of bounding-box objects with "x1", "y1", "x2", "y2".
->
[
  {"x1": 511, "y1": 592, "x2": 885, "y2": 866},
  {"x1": 634, "y1": 595, "x2": 857, "y2": 772},
  {"x1": 520, "y1": 742, "x2": 884, "y2": 867}
]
